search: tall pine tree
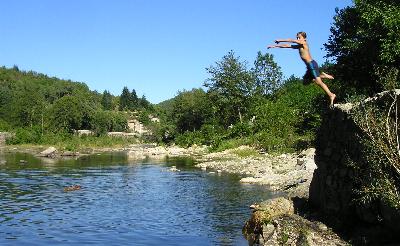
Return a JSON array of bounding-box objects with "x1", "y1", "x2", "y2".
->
[
  {"x1": 119, "y1": 86, "x2": 132, "y2": 111},
  {"x1": 130, "y1": 89, "x2": 139, "y2": 110},
  {"x1": 101, "y1": 90, "x2": 113, "y2": 110}
]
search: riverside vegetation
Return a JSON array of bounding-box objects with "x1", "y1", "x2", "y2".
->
[{"x1": 1, "y1": 0, "x2": 399, "y2": 244}]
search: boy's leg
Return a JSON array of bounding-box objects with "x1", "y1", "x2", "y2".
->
[
  {"x1": 313, "y1": 77, "x2": 336, "y2": 106},
  {"x1": 320, "y1": 72, "x2": 334, "y2": 80}
]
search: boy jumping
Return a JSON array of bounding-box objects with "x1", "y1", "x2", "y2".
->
[{"x1": 268, "y1": 31, "x2": 336, "y2": 106}]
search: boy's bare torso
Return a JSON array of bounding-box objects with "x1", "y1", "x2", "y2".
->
[{"x1": 296, "y1": 41, "x2": 312, "y2": 64}]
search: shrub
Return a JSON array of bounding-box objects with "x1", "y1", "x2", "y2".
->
[
  {"x1": 175, "y1": 131, "x2": 205, "y2": 148},
  {"x1": 227, "y1": 122, "x2": 253, "y2": 139},
  {"x1": 0, "y1": 119, "x2": 11, "y2": 131},
  {"x1": 211, "y1": 137, "x2": 253, "y2": 152},
  {"x1": 250, "y1": 78, "x2": 325, "y2": 152},
  {"x1": 352, "y1": 91, "x2": 400, "y2": 209},
  {"x1": 230, "y1": 146, "x2": 260, "y2": 158},
  {"x1": 7, "y1": 127, "x2": 42, "y2": 144}
]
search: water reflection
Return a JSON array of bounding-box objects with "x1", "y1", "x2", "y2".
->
[{"x1": 0, "y1": 152, "x2": 276, "y2": 245}]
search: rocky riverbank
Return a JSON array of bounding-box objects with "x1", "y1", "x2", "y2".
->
[
  {"x1": 193, "y1": 146, "x2": 349, "y2": 245},
  {"x1": 195, "y1": 146, "x2": 317, "y2": 199}
]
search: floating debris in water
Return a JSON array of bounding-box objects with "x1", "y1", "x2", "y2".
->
[
  {"x1": 64, "y1": 185, "x2": 81, "y2": 192},
  {"x1": 169, "y1": 166, "x2": 180, "y2": 172}
]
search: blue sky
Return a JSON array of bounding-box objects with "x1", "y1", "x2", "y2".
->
[{"x1": 0, "y1": 0, "x2": 352, "y2": 103}]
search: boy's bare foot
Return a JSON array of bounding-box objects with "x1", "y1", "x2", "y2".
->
[
  {"x1": 321, "y1": 72, "x2": 334, "y2": 80},
  {"x1": 329, "y1": 94, "x2": 336, "y2": 107}
]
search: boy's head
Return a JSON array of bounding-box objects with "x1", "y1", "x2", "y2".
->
[{"x1": 297, "y1": 31, "x2": 307, "y2": 40}]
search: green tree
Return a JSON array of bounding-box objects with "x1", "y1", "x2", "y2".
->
[
  {"x1": 204, "y1": 51, "x2": 255, "y2": 127},
  {"x1": 172, "y1": 88, "x2": 212, "y2": 133},
  {"x1": 138, "y1": 94, "x2": 151, "y2": 109},
  {"x1": 90, "y1": 110, "x2": 111, "y2": 135},
  {"x1": 11, "y1": 83, "x2": 46, "y2": 127},
  {"x1": 131, "y1": 89, "x2": 139, "y2": 110},
  {"x1": 325, "y1": 0, "x2": 400, "y2": 96},
  {"x1": 0, "y1": 82, "x2": 13, "y2": 123},
  {"x1": 119, "y1": 86, "x2": 132, "y2": 111},
  {"x1": 101, "y1": 90, "x2": 113, "y2": 110},
  {"x1": 253, "y1": 51, "x2": 283, "y2": 96},
  {"x1": 110, "y1": 111, "x2": 128, "y2": 132},
  {"x1": 49, "y1": 95, "x2": 93, "y2": 133},
  {"x1": 250, "y1": 76, "x2": 324, "y2": 152}
]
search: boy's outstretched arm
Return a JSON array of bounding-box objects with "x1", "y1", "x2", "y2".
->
[
  {"x1": 275, "y1": 38, "x2": 303, "y2": 44},
  {"x1": 267, "y1": 43, "x2": 292, "y2": 49}
]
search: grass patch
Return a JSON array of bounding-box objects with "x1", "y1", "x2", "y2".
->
[
  {"x1": 230, "y1": 147, "x2": 261, "y2": 158},
  {"x1": 211, "y1": 137, "x2": 253, "y2": 152},
  {"x1": 7, "y1": 134, "x2": 139, "y2": 152}
]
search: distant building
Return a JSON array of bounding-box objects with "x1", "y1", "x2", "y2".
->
[
  {"x1": 128, "y1": 116, "x2": 160, "y2": 135},
  {"x1": 75, "y1": 130, "x2": 93, "y2": 136},
  {"x1": 128, "y1": 119, "x2": 148, "y2": 135},
  {"x1": 75, "y1": 115, "x2": 159, "y2": 138}
]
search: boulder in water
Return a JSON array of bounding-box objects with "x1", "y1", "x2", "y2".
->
[{"x1": 38, "y1": 147, "x2": 57, "y2": 158}]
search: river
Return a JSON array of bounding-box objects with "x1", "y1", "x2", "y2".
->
[{"x1": 0, "y1": 152, "x2": 277, "y2": 245}]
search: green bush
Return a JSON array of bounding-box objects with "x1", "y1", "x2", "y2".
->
[
  {"x1": 199, "y1": 124, "x2": 225, "y2": 147},
  {"x1": 175, "y1": 131, "x2": 204, "y2": 147},
  {"x1": 249, "y1": 78, "x2": 325, "y2": 152},
  {"x1": 227, "y1": 122, "x2": 253, "y2": 138},
  {"x1": 351, "y1": 92, "x2": 400, "y2": 210},
  {"x1": 7, "y1": 127, "x2": 42, "y2": 144},
  {"x1": 0, "y1": 119, "x2": 11, "y2": 131},
  {"x1": 211, "y1": 138, "x2": 253, "y2": 152},
  {"x1": 39, "y1": 131, "x2": 70, "y2": 145},
  {"x1": 230, "y1": 147, "x2": 260, "y2": 158},
  {"x1": 174, "y1": 123, "x2": 227, "y2": 149}
]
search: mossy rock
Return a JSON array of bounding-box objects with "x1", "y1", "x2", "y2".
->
[
  {"x1": 243, "y1": 197, "x2": 294, "y2": 241},
  {"x1": 243, "y1": 197, "x2": 348, "y2": 245}
]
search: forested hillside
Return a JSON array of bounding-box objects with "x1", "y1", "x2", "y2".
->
[{"x1": 0, "y1": 65, "x2": 152, "y2": 145}]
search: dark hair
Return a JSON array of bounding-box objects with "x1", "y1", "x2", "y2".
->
[{"x1": 297, "y1": 31, "x2": 307, "y2": 39}]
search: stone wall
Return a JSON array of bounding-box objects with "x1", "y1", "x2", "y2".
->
[
  {"x1": 309, "y1": 103, "x2": 360, "y2": 225},
  {"x1": 309, "y1": 90, "x2": 400, "y2": 235}
]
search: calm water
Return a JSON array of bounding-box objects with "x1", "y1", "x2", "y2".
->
[{"x1": 0, "y1": 152, "x2": 276, "y2": 245}]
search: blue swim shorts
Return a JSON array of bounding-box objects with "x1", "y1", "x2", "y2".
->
[{"x1": 303, "y1": 60, "x2": 320, "y2": 85}]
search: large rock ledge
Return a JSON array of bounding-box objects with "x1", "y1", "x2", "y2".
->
[{"x1": 243, "y1": 197, "x2": 347, "y2": 245}]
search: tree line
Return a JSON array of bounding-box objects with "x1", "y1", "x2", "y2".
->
[
  {"x1": 0, "y1": 66, "x2": 152, "y2": 144},
  {"x1": 154, "y1": 51, "x2": 325, "y2": 152}
]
